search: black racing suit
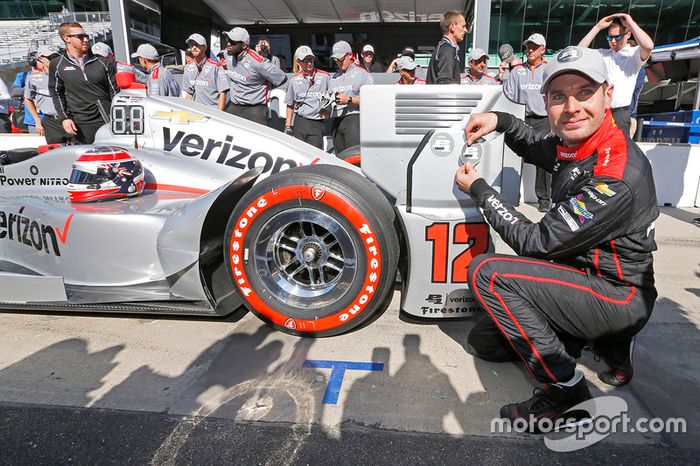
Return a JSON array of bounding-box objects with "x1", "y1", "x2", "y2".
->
[
  {"x1": 426, "y1": 36, "x2": 461, "y2": 84},
  {"x1": 49, "y1": 51, "x2": 118, "y2": 144},
  {"x1": 467, "y1": 110, "x2": 658, "y2": 384}
]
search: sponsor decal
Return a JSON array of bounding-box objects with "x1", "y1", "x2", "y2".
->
[
  {"x1": 421, "y1": 306, "x2": 480, "y2": 315},
  {"x1": 552, "y1": 162, "x2": 561, "y2": 173},
  {"x1": 580, "y1": 187, "x2": 607, "y2": 206},
  {"x1": 152, "y1": 111, "x2": 208, "y2": 124},
  {"x1": 425, "y1": 294, "x2": 443, "y2": 304},
  {"x1": 162, "y1": 127, "x2": 298, "y2": 175},
  {"x1": 601, "y1": 147, "x2": 612, "y2": 167},
  {"x1": 594, "y1": 182, "x2": 616, "y2": 197},
  {"x1": 30, "y1": 165, "x2": 39, "y2": 175},
  {"x1": 559, "y1": 150, "x2": 577, "y2": 159},
  {"x1": 569, "y1": 166, "x2": 582, "y2": 181},
  {"x1": 0, "y1": 208, "x2": 73, "y2": 256},
  {"x1": 284, "y1": 318, "x2": 297, "y2": 330},
  {"x1": 311, "y1": 186, "x2": 326, "y2": 201},
  {"x1": 486, "y1": 194, "x2": 520, "y2": 225},
  {"x1": 63, "y1": 66, "x2": 76, "y2": 71},
  {"x1": 0, "y1": 176, "x2": 70, "y2": 187},
  {"x1": 569, "y1": 194, "x2": 594, "y2": 223},
  {"x1": 558, "y1": 205, "x2": 580, "y2": 231}
]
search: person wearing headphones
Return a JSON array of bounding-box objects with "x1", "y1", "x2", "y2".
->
[{"x1": 284, "y1": 46, "x2": 330, "y2": 149}]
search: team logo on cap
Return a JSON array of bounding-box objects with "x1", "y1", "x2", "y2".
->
[{"x1": 557, "y1": 47, "x2": 582, "y2": 63}]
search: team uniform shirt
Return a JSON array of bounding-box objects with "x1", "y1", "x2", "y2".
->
[
  {"x1": 329, "y1": 64, "x2": 374, "y2": 118},
  {"x1": 0, "y1": 77, "x2": 10, "y2": 115},
  {"x1": 597, "y1": 45, "x2": 647, "y2": 109},
  {"x1": 116, "y1": 61, "x2": 148, "y2": 83},
  {"x1": 396, "y1": 77, "x2": 426, "y2": 85},
  {"x1": 146, "y1": 64, "x2": 181, "y2": 97},
  {"x1": 426, "y1": 36, "x2": 461, "y2": 84},
  {"x1": 503, "y1": 61, "x2": 547, "y2": 116},
  {"x1": 460, "y1": 72, "x2": 499, "y2": 85},
  {"x1": 48, "y1": 51, "x2": 119, "y2": 123},
  {"x1": 183, "y1": 58, "x2": 229, "y2": 106},
  {"x1": 285, "y1": 69, "x2": 331, "y2": 120},
  {"x1": 24, "y1": 71, "x2": 57, "y2": 116},
  {"x1": 225, "y1": 49, "x2": 287, "y2": 105}
]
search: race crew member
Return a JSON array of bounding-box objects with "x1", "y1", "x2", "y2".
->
[
  {"x1": 455, "y1": 46, "x2": 658, "y2": 429},
  {"x1": 461, "y1": 48, "x2": 499, "y2": 85},
  {"x1": 224, "y1": 27, "x2": 287, "y2": 126},
  {"x1": 49, "y1": 21, "x2": 119, "y2": 144},
  {"x1": 395, "y1": 56, "x2": 424, "y2": 85},
  {"x1": 359, "y1": 44, "x2": 383, "y2": 72},
  {"x1": 132, "y1": 44, "x2": 180, "y2": 97},
  {"x1": 578, "y1": 14, "x2": 653, "y2": 136},
  {"x1": 284, "y1": 46, "x2": 330, "y2": 149},
  {"x1": 254, "y1": 37, "x2": 281, "y2": 69},
  {"x1": 504, "y1": 33, "x2": 552, "y2": 212},
  {"x1": 426, "y1": 11, "x2": 467, "y2": 84},
  {"x1": 329, "y1": 40, "x2": 373, "y2": 154},
  {"x1": 91, "y1": 42, "x2": 148, "y2": 89},
  {"x1": 24, "y1": 45, "x2": 71, "y2": 143},
  {"x1": 182, "y1": 33, "x2": 228, "y2": 111}
]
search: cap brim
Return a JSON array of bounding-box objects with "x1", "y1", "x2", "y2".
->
[
  {"x1": 523, "y1": 40, "x2": 545, "y2": 47},
  {"x1": 541, "y1": 69, "x2": 607, "y2": 94},
  {"x1": 331, "y1": 53, "x2": 346, "y2": 59},
  {"x1": 297, "y1": 53, "x2": 314, "y2": 59},
  {"x1": 470, "y1": 54, "x2": 488, "y2": 61},
  {"x1": 130, "y1": 52, "x2": 140, "y2": 58}
]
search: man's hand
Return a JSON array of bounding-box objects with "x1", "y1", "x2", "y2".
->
[
  {"x1": 62, "y1": 118, "x2": 78, "y2": 135},
  {"x1": 335, "y1": 93, "x2": 351, "y2": 105},
  {"x1": 465, "y1": 112, "x2": 498, "y2": 146},
  {"x1": 36, "y1": 122, "x2": 45, "y2": 136},
  {"x1": 615, "y1": 13, "x2": 633, "y2": 29},
  {"x1": 455, "y1": 163, "x2": 483, "y2": 195},
  {"x1": 596, "y1": 15, "x2": 616, "y2": 31},
  {"x1": 284, "y1": 126, "x2": 294, "y2": 136}
]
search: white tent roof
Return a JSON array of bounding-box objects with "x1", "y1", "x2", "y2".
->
[{"x1": 204, "y1": 0, "x2": 468, "y2": 24}]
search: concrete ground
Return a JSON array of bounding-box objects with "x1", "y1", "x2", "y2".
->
[{"x1": 0, "y1": 205, "x2": 698, "y2": 464}]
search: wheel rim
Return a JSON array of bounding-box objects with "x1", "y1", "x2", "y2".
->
[{"x1": 252, "y1": 208, "x2": 358, "y2": 310}]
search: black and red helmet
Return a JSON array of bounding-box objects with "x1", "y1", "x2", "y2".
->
[{"x1": 67, "y1": 147, "x2": 145, "y2": 203}]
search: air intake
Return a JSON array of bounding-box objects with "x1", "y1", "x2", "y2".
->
[{"x1": 394, "y1": 92, "x2": 481, "y2": 135}]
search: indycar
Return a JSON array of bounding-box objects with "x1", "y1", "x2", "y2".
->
[{"x1": 0, "y1": 86, "x2": 524, "y2": 336}]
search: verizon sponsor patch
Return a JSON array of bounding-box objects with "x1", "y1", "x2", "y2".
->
[{"x1": 558, "y1": 205, "x2": 579, "y2": 231}]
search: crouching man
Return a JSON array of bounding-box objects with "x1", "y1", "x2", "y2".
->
[{"x1": 455, "y1": 46, "x2": 658, "y2": 429}]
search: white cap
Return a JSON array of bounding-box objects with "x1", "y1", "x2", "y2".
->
[
  {"x1": 186, "y1": 33, "x2": 206, "y2": 46},
  {"x1": 331, "y1": 41, "x2": 352, "y2": 59},
  {"x1": 396, "y1": 56, "x2": 417, "y2": 71},
  {"x1": 91, "y1": 42, "x2": 112, "y2": 57},
  {"x1": 37, "y1": 44, "x2": 59, "y2": 58},
  {"x1": 131, "y1": 43, "x2": 159, "y2": 60},
  {"x1": 469, "y1": 48, "x2": 488, "y2": 61},
  {"x1": 523, "y1": 33, "x2": 546, "y2": 47},
  {"x1": 224, "y1": 27, "x2": 250, "y2": 44},
  {"x1": 362, "y1": 44, "x2": 375, "y2": 55},
  {"x1": 541, "y1": 46, "x2": 608, "y2": 94},
  {"x1": 294, "y1": 45, "x2": 314, "y2": 60}
]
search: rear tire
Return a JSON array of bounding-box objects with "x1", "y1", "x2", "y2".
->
[
  {"x1": 224, "y1": 165, "x2": 399, "y2": 337},
  {"x1": 335, "y1": 145, "x2": 361, "y2": 166}
]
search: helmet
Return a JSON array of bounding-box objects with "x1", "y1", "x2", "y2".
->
[{"x1": 68, "y1": 147, "x2": 145, "y2": 203}]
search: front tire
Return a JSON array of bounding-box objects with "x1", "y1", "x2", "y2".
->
[{"x1": 225, "y1": 165, "x2": 399, "y2": 337}]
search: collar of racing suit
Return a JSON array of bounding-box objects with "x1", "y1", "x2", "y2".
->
[{"x1": 555, "y1": 110, "x2": 618, "y2": 162}]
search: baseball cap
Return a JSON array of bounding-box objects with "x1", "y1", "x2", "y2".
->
[
  {"x1": 498, "y1": 43, "x2": 514, "y2": 62},
  {"x1": 401, "y1": 47, "x2": 415, "y2": 59},
  {"x1": 469, "y1": 48, "x2": 488, "y2": 61},
  {"x1": 224, "y1": 27, "x2": 250, "y2": 44},
  {"x1": 396, "y1": 56, "x2": 417, "y2": 71},
  {"x1": 131, "y1": 43, "x2": 159, "y2": 60},
  {"x1": 541, "y1": 46, "x2": 608, "y2": 94},
  {"x1": 91, "y1": 42, "x2": 112, "y2": 57},
  {"x1": 37, "y1": 44, "x2": 59, "y2": 58},
  {"x1": 331, "y1": 41, "x2": 352, "y2": 60},
  {"x1": 523, "y1": 33, "x2": 546, "y2": 47},
  {"x1": 186, "y1": 33, "x2": 206, "y2": 46},
  {"x1": 294, "y1": 45, "x2": 314, "y2": 60},
  {"x1": 362, "y1": 44, "x2": 375, "y2": 55}
]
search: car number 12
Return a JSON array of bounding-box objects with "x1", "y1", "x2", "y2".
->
[{"x1": 425, "y1": 222, "x2": 489, "y2": 283}]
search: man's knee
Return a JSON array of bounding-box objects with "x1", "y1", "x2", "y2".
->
[{"x1": 468, "y1": 253, "x2": 502, "y2": 289}]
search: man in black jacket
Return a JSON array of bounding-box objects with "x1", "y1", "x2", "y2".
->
[
  {"x1": 455, "y1": 46, "x2": 658, "y2": 431},
  {"x1": 49, "y1": 22, "x2": 118, "y2": 144},
  {"x1": 426, "y1": 11, "x2": 467, "y2": 84}
]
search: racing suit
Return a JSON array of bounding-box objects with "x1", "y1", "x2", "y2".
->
[{"x1": 467, "y1": 110, "x2": 658, "y2": 384}]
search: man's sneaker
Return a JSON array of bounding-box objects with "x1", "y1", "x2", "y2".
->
[
  {"x1": 500, "y1": 376, "x2": 592, "y2": 433},
  {"x1": 467, "y1": 316, "x2": 519, "y2": 362},
  {"x1": 595, "y1": 336, "x2": 635, "y2": 386}
]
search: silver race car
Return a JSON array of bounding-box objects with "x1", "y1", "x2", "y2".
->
[{"x1": 0, "y1": 86, "x2": 523, "y2": 336}]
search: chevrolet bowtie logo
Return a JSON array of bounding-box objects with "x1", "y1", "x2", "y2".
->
[{"x1": 152, "y1": 111, "x2": 209, "y2": 124}]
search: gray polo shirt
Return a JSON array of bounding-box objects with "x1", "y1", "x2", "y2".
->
[
  {"x1": 116, "y1": 61, "x2": 148, "y2": 84},
  {"x1": 147, "y1": 64, "x2": 181, "y2": 97},
  {"x1": 24, "y1": 71, "x2": 56, "y2": 116},
  {"x1": 503, "y1": 61, "x2": 547, "y2": 117},
  {"x1": 285, "y1": 69, "x2": 330, "y2": 120},
  {"x1": 460, "y1": 72, "x2": 499, "y2": 85},
  {"x1": 225, "y1": 49, "x2": 286, "y2": 105},
  {"x1": 183, "y1": 58, "x2": 229, "y2": 106},
  {"x1": 329, "y1": 64, "x2": 374, "y2": 118}
]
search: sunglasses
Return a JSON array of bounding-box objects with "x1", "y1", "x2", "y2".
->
[
  {"x1": 606, "y1": 34, "x2": 625, "y2": 41},
  {"x1": 67, "y1": 33, "x2": 89, "y2": 41}
]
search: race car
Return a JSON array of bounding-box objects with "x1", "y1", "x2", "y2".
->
[{"x1": 0, "y1": 86, "x2": 524, "y2": 336}]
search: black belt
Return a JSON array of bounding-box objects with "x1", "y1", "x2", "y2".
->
[{"x1": 232, "y1": 103, "x2": 266, "y2": 107}]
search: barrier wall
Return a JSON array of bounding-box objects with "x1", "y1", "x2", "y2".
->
[{"x1": 520, "y1": 143, "x2": 700, "y2": 208}]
